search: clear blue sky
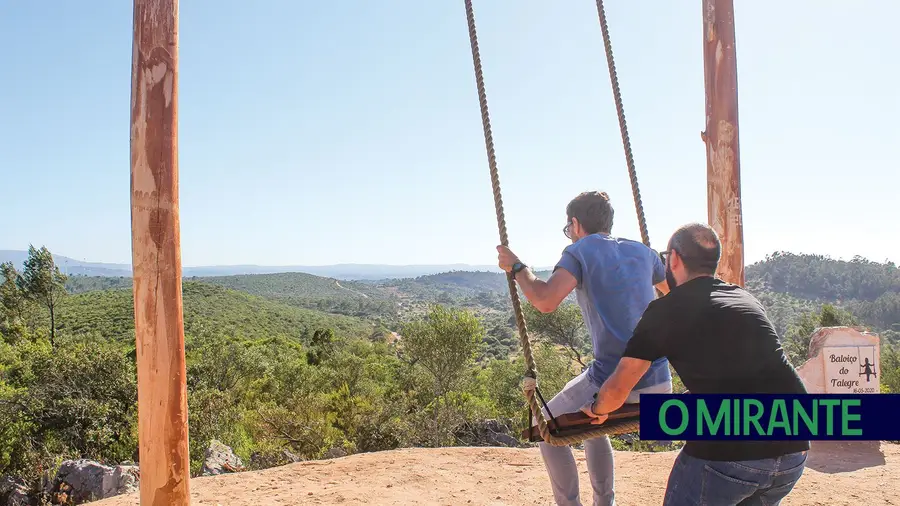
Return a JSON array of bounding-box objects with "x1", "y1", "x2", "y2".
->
[{"x1": 2, "y1": 1, "x2": 898, "y2": 268}]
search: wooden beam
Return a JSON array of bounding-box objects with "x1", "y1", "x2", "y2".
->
[
  {"x1": 130, "y1": 1, "x2": 190, "y2": 505},
  {"x1": 702, "y1": 0, "x2": 745, "y2": 286}
]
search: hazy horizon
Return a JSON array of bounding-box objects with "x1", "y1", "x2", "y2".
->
[{"x1": 2, "y1": 246, "x2": 893, "y2": 271}]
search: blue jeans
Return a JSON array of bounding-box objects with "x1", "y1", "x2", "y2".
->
[{"x1": 663, "y1": 450, "x2": 807, "y2": 505}]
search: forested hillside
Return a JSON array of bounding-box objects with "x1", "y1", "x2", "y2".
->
[
  {"x1": 0, "y1": 247, "x2": 578, "y2": 496},
  {"x1": 55, "y1": 252, "x2": 900, "y2": 356},
  {"x1": 747, "y1": 252, "x2": 900, "y2": 300},
  {"x1": 58, "y1": 282, "x2": 376, "y2": 342},
  {"x1": 2, "y1": 245, "x2": 898, "y2": 503},
  {"x1": 199, "y1": 272, "x2": 381, "y2": 301},
  {"x1": 65, "y1": 275, "x2": 132, "y2": 294},
  {"x1": 746, "y1": 252, "x2": 900, "y2": 337},
  {"x1": 198, "y1": 273, "x2": 400, "y2": 321}
]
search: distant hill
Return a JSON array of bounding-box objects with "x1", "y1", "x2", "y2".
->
[
  {"x1": 373, "y1": 270, "x2": 554, "y2": 302},
  {"x1": 184, "y1": 264, "x2": 507, "y2": 280},
  {"x1": 745, "y1": 252, "x2": 900, "y2": 336},
  {"x1": 394, "y1": 256, "x2": 900, "y2": 336},
  {"x1": 0, "y1": 249, "x2": 516, "y2": 280},
  {"x1": 57, "y1": 281, "x2": 376, "y2": 342},
  {"x1": 65, "y1": 275, "x2": 133, "y2": 294},
  {"x1": 199, "y1": 272, "x2": 381, "y2": 300},
  {"x1": 379, "y1": 255, "x2": 900, "y2": 336},
  {"x1": 34, "y1": 248, "x2": 900, "y2": 342},
  {"x1": 745, "y1": 252, "x2": 900, "y2": 301},
  {"x1": 197, "y1": 273, "x2": 403, "y2": 320},
  {"x1": 1, "y1": 250, "x2": 132, "y2": 277},
  {"x1": 62, "y1": 269, "x2": 544, "y2": 302}
]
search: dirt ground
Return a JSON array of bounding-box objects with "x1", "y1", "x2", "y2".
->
[{"x1": 95, "y1": 441, "x2": 898, "y2": 505}]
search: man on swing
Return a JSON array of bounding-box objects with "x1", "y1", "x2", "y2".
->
[{"x1": 497, "y1": 190, "x2": 672, "y2": 506}]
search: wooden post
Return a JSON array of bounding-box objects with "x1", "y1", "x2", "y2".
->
[
  {"x1": 702, "y1": 0, "x2": 745, "y2": 286},
  {"x1": 130, "y1": 1, "x2": 190, "y2": 505}
]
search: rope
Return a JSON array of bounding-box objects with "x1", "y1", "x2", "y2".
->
[
  {"x1": 594, "y1": 0, "x2": 650, "y2": 249},
  {"x1": 462, "y1": 0, "x2": 535, "y2": 378},
  {"x1": 595, "y1": 0, "x2": 664, "y2": 301},
  {"x1": 463, "y1": 0, "x2": 638, "y2": 446}
]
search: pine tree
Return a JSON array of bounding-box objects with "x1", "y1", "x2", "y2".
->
[{"x1": 18, "y1": 245, "x2": 68, "y2": 346}]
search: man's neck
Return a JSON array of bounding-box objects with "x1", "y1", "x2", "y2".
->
[
  {"x1": 683, "y1": 273, "x2": 714, "y2": 284},
  {"x1": 575, "y1": 231, "x2": 609, "y2": 241}
]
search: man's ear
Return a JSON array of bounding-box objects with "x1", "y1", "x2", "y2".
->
[{"x1": 671, "y1": 250, "x2": 683, "y2": 271}]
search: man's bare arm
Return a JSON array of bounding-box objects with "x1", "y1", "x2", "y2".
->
[
  {"x1": 592, "y1": 357, "x2": 652, "y2": 415},
  {"x1": 654, "y1": 281, "x2": 670, "y2": 296},
  {"x1": 515, "y1": 268, "x2": 577, "y2": 314}
]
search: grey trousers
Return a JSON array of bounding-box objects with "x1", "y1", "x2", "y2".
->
[{"x1": 534, "y1": 369, "x2": 673, "y2": 506}]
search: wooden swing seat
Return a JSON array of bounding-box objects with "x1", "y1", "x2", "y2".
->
[{"x1": 521, "y1": 403, "x2": 641, "y2": 443}]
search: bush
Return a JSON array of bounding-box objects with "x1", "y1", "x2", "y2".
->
[
  {"x1": 187, "y1": 388, "x2": 249, "y2": 474},
  {"x1": 0, "y1": 334, "x2": 137, "y2": 481}
]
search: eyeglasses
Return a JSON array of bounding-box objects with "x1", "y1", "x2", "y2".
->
[
  {"x1": 563, "y1": 222, "x2": 572, "y2": 239},
  {"x1": 659, "y1": 249, "x2": 671, "y2": 264}
]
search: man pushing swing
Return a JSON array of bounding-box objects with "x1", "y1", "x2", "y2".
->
[{"x1": 497, "y1": 190, "x2": 672, "y2": 506}]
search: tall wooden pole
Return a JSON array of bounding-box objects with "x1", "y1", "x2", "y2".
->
[
  {"x1": 130, "y1": 1, "x2": 190, "y2": 505},
  {"x1": 702, "y1": 0, "x2": 745, "y2": 286}
]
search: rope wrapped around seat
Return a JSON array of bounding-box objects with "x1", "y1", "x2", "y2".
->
[{"x1": 520, "y1": 377, "x2": 641, "y2": 446}]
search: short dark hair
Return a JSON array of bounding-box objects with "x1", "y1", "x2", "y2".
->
[
  {"x1": 566, "y1": 191, "x2": 614, "y2": 234},
  {"x1": 668, "y1": 223, "x2": 721, "y2": 275}
]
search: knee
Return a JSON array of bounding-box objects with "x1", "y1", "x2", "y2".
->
[{"x1": 585, "y1": 436, "x2": 614, "y2": 454}]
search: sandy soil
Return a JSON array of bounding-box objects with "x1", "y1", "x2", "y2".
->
[{"x1": 95, "y1": 441, "x2": 898, "y2": 505}]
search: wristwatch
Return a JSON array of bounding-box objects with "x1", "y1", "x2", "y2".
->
[{"x1": 511, "y1": 261, "x2": 528, "y2": 276}]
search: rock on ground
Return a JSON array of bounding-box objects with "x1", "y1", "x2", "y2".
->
[
  {"x1": 0, "y1": 476, "x2": 34, "y2": 506},
  {"x1": 201, "y1": 440, "x2": 245, "y2": 476},
  {"x1": 455, "y1": 419, "x2": 523, "y2": 448},
  {"x1": 249, "y1": 449, "x2": 301, "y2": 470},
  {"x1": 44, "y1": 460, "x2": 139, "y2": 505},
  {"x1": 322, "y1": 447, "x2": 348, "y2": 460}
]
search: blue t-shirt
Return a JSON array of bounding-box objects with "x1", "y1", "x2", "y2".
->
[{"x1": 554, "y1": 233, "x2": 672, "y2": 390}]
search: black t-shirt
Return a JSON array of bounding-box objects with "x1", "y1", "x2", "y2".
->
[{"x1": 623, "y1": 276, "x2": 810, "y2": 461}]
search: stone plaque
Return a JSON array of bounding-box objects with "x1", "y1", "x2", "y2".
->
[{"x1": 822, "y1": 345, "x2": 879, "y2": 394}]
